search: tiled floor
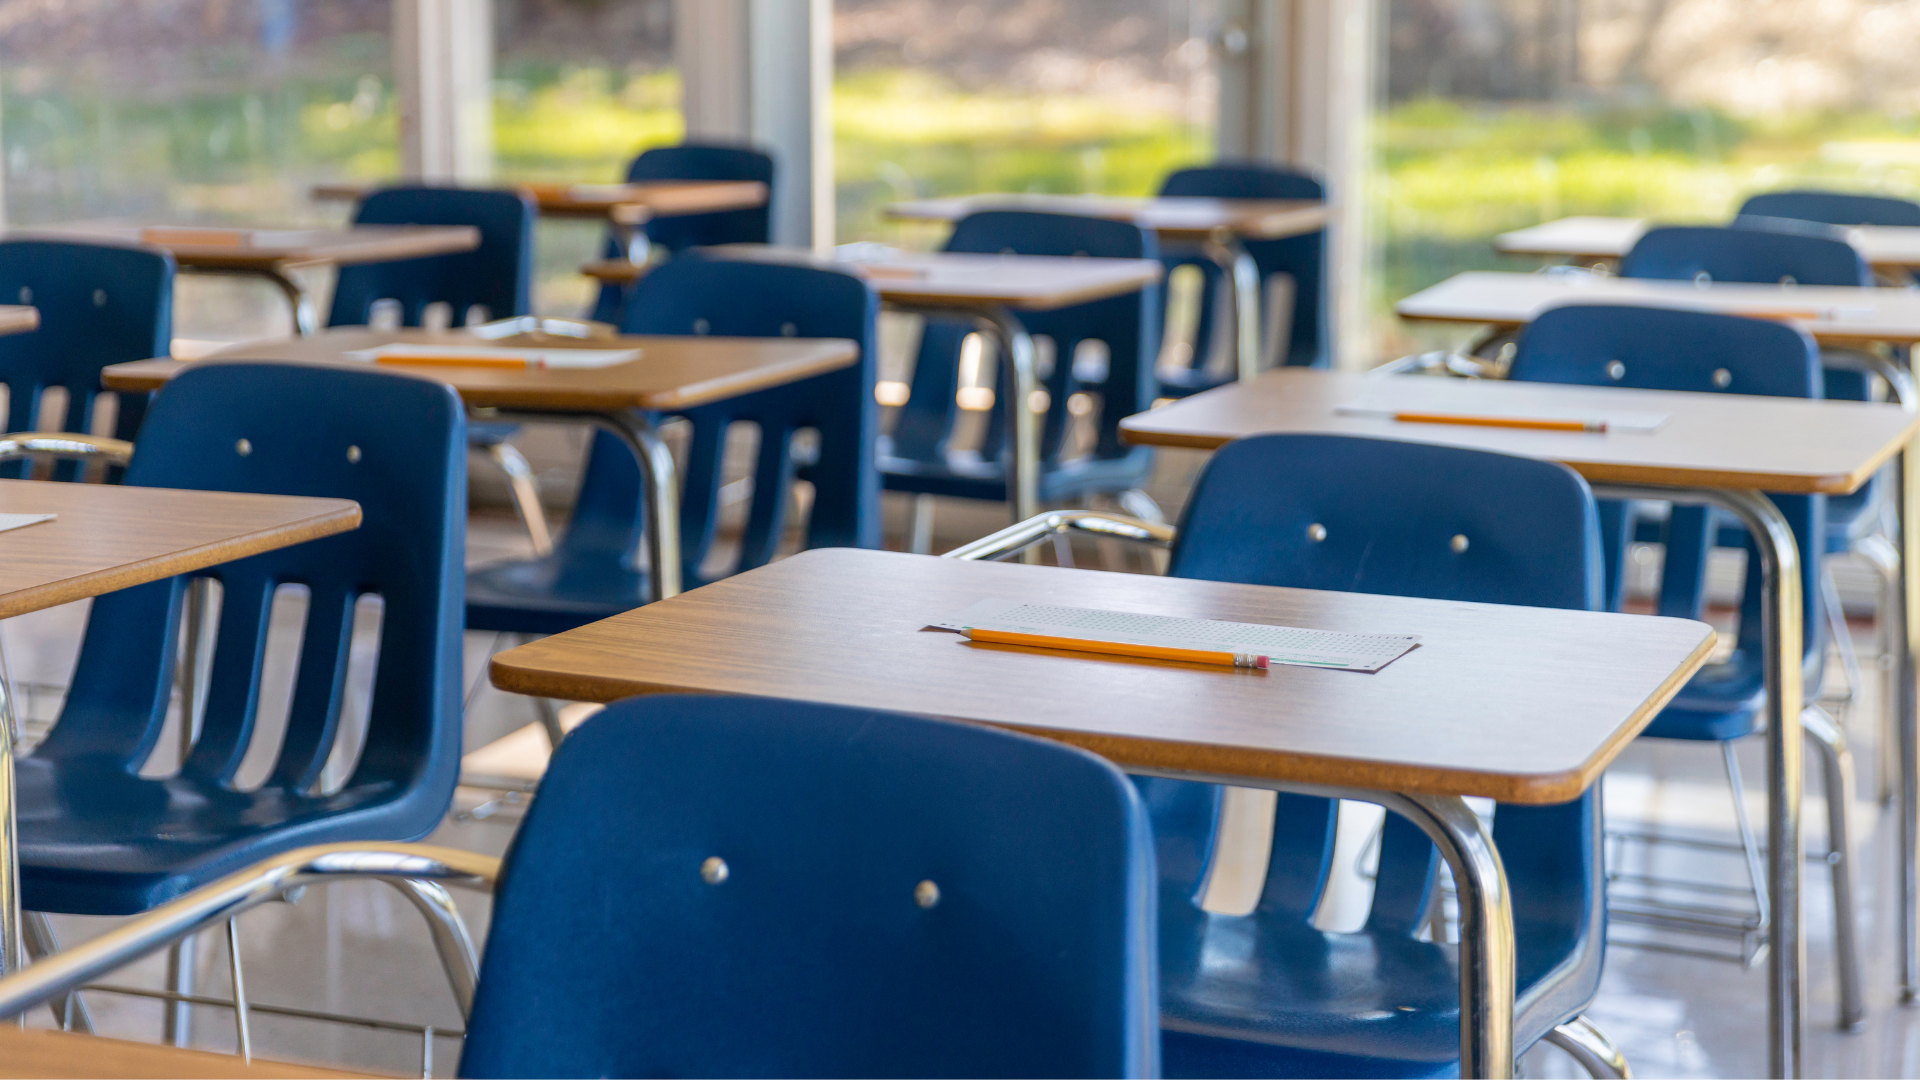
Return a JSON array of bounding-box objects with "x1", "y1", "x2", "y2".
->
[{"x1": 13, "y1": 458, "x2": 1920, "y2": 1077}]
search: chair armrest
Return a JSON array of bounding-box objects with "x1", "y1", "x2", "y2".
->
[
  {"x1": 0, "y1": 433, "x2": 134, "y2": 467},
  {"x1": 0, "y1": 843, "x2": 497, "y2": 1022},
  {"x1": 942, "y1": 510, "x2": 1176, "y2": 562},
  {"x1": 1820, "y1": 347, "x2": 1918, "y2": 412}
]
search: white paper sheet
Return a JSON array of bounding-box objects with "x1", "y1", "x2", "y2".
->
[
  {"x1": 1336, "y1": 394, "x2": 1668, "y2": 433},
  {"x1": 930, "y1": 598, "x2": 1421, "y2": 673},
  {"x1": 0, "y1": 513, "x2": 56, "y2": 534},
  {"x1": 343, "y1": 343, "x2": 643, "y2": 369}
]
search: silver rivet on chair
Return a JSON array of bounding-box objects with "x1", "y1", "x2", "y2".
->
[
  {"x1": 1450, "y1": 534, "x2": 1469, "y2": 553},
  {"x1": 692, "y1": 317, "x2": 710, "y2": 335},
  {"x1": 92, "y1": 289, "x2": 107, "y2": 307},
  {"x1": 1693, "y1": 271, "x2": 1712, "y2": 287},
  {"x1": 16, "y1": 287, "x2": 28, "y2": 304},
  {"x1": 346, "y1": 445, "x2": 362, "y2": 463},
  {"x1": 235, "y1": 438, "x2": 252, "y2": 457},
  {"x1": 1306, "y1": 523, "x2": 1327, "y2": 542},
  {"x1": 1780, "y1": 275, "x2": 1798, "y2": 287},
  {"x1": 700, "y1": 856, "x2": 729, "y2": 884},
  {"x1": 914, "y1": 880, "x2": 940, "y2": 908},
  {"x1": 780, "y1": 321, "x2": 797, "y2": 337},
  {"x1": 1605, "y1": 360, "x2": 1625, "y2": 380},
  {"x1": 1713, "y1": 368, "x2": 1732, "y2": 388}
]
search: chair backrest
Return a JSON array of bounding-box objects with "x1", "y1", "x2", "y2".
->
[
  {"x1": 889, "y1": 211, "x2": 1160, "y2": 476},
  {"x1": 627, "y1": 142, "x2": 775, "y2": 251},
  {"x1": 1510, "y1": 304, "x2": 1824, "y2": 660},
  {"x1": 34, "y1": 363, "x2": 466, "y2": 835},
  {"x1": 1738, "y1": 189, "x2": 1920, "y2": 227},
  {"x1": 569, "y1": 257, "x2": 879, "y2": 586},
  {"x1": 1147, "y1": 433, "x2": 1604, "y2": 992},
  {"x1": 0, "y1": 239, "x2": 172, "y2": 477},
  {"x1": 460, "y1": 694, "x2": 1158, "y2": 1079},
  {"x1": 1158, "y1": 162, "x2": 1328, "y2": 368},
  {"x1": 328, "y1": 187, "x2": 536, "y2": 328},
  {"x1": 1619, "y1": 224, "x2": 1871, "y2": 287}
]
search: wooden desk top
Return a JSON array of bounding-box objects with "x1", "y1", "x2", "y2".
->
[
  {"x1": 6, "y1": 223, "x2": 480, "y2": 271},
  {"x1": 0, "y1": 305, "x2": 37, "y2": 335},
  {"x1": 490, "y1": 548, "x2": 1713, "y2": 803},
  {"x1": 0, "y1": 479, "x2": 359, "y2": 618},
  {"x1": 581, "y1": 248, "x2": 1164, "y2": 311},
  {"x1": 1118, "y1": 367, "x2": 1916, "y2": 495},
  {"x1": 1395, "y1": 270, "x2": 1920, "y2": 346},
  {"x1": 884, "y1": 194, "x2": 1329, "y2": 241},
  {"x1": 0, "y1": 1026, "x2": 378, "y2": 1078},
  {"x1": 101, "y1": 328, "x2": 859, "y2": 413},
  {"x1": 1495, "y1": 214, "x2": 1920, "y2": 272},
  {"x1": 311, "y1": 179, "x2": 769, "y2": 225}
]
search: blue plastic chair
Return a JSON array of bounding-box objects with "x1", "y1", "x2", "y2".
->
[
  {"x1": 1510, "y1": 304, "x2": 1863, "y2": 1027},
  {"x1": 18, "y1": 361, "x2": 467, "y2": 915},
  {"x1": 458, "y1": 693, "x2": 1159, "y2": 1078},
  {"x1": 466, "y1": 256, "x2": 880, "y2": 636},
  {"x1": 880, "y1": 211, "x2": 1161, "y2": 515},
  {"x1": 1128, "y1": 433, "x2": 1608, "y2": 1078},
  {"x1": 1738, "y1": 190, "x2": 1920, "y2": 228},
  {"x1": 1156, "y1": 163, "x2": 1327, "y2": 393},
  {"x1": 0, "y1": 239, "x2": 173, "y2": 480},
  {"x1": 588, "y1": 142, "x2": 775, "y2": 324},
  {"x1": 328, "y1": 187, "x2": 535, "y2": 329}
]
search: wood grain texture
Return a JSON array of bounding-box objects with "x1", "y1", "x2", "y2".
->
[
  {"x1": 489, "y1": 548, "x2": 1715, "y2": 804},
  {"x1": 1118, "y1": 368, "x2": 1916, "y2": 495},
  {"x1": 1495, "y1": 214, "x2": 1920, "y2": 272},
  {"x1": 0, "y1": 1027, "x2": 380, "y2": 1079},
  {"x1": 1396, "y1": 270, "x2": 1920, "y2": 345},
  {"x1": 582, "y1": 248, "x2": 1164, "y2": 310},
  {"x1": 101, "y1": 328, "x2": 859, "y2": 413},
  {"x1": 884, "y1": 194, "x2": 1329, "y2": 240},
  {"x1": 6, "y1": 224, "x2": 480, "y2": 271},
  {"x1": 309, "y1": 180, "x2": 768, "y2": 224},
  {"x1": 0, "y1": 480, "x2": 359, "y2": 618},
  {"x1": 0, "y1": 305, "x2": 36, "y2": 335}
]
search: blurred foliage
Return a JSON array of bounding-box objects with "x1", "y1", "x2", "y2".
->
[{"x1": 491, "y1": 66, "x2": 682, "y2": 182}]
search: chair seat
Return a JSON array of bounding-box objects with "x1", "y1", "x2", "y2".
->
[
  {"x1": 466, "y1": 553, "x2": 649, "y2": 636},
  {"x1": 1156, "y1": 902, "x2": 1589, "y2": 1076},
  {"x1": 17, "y1": 756, "x2": 423, "y2": 916},
  {"x1": 879, "y1": 446, "x2": 1153, "y2": 502}
]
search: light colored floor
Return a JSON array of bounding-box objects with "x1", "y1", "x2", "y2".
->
[{"x1": 11, "y1": 451, "x2": 1920, "y2": 1077}]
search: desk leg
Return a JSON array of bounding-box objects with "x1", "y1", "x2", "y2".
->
[
  {"x1": 1382, "y1": 792, "x2": 1515, "y2": 1078},
  {"x1": 596, "y1": 411, "x2": 682, "y2": 602},
  {"x1": 1201, "y1": 230, "x2": 1262, "y2": 382},
  {"x1": 1901, "y1": 442, "x2": 1920, "y2": 1003},
  {"x1": 0, "y1": 660, "x2": 18, "y2": 990},
  {"x1": 979, "y1": 307, "x2": 1042, "y2": 562},
  {"x1": 260, "y1": 266, "x2": 318, "y2": 338}
]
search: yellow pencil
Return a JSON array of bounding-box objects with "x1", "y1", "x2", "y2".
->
[
  {"x1": 1391, "y1": 411, "x2": 1604, "y2": 433},
  {"x1": 372, "y1": 353, "x2": 544, "y2": 370},
  {"x1": 963, "y1": 627, "x2": 1269, "y2": 668}
]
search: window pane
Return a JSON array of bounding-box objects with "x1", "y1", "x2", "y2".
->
[
  {"x1": 493, "y1": 0, "x2": 678, "y2": 314},
  {"x1": 1371, "y1": 0, "x2": 1920, "y2": 359},
  {"x1": 835, "y1": 0, "x2": 1220, "y2": 245}
]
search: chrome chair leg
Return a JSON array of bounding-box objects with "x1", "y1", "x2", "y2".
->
[
  {"x1": 163, "y1": 937, "x2": 195, "y2": 1045},
  {"x1": 482, "y1": 442, "x2": 554, "y2": 558},
  {"x1": 1821, "y1": 562, "x2": 1862, "y2": 704},
  {"x1": 20, "y1": 911, "x2": 91, "y2": 1033},
  {"x1": 1855, "y1": 532, "x2": 1903, "y2": 804},
  {"x1": 225, "y1": 918, "x2": 250, "y2": 1062},
  {"x1": 909, "y1": 494, "x2": 935, "y2": 555},
  {"x1": 1117, "y1": 487, "x2": 1166, "y2": 524},
  {"x1": 532, "y1": 695, "x2": 566, "y2": 751},
  {"x1": 1545, "y1": 1015, "x2": 1632, "y2": 1079},
  {"x1": 1803, "y1": 704, "x2": 1867, "y2": 1029},
  {"x1": 1723, "y1": 742, "x2": 1771, "y2": 937},
  {"x1": 384, "y1": 879, "x2": 480, "y2": 1021}
]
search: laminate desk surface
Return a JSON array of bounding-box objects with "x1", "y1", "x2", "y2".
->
[
  {"x1": 311, "y1": 179, "x2": 769, "y2": 226},
  {"x1": 581, "y1": 248, "x2": 1164, "y2": 310},
  {"x1": 0, "y1": 305, "x2": 35, "y2": 335},
  {"x1": 6, "y1": 223, "x2": 480, "y2": 271},
  {"x1": 0, "y1": 479, "x2": 359, "y2": 618},
  {"x1": 0, "y1": 1026, "x2": 379, "y2": 1078},
  {"x1": 1495, "y1": 214, "x2": 1920, "y2": 271},
  {"x1": 490, "y1": 547, "x2": 1714, "y2": 804},
  {"x1": 100, "y1": 328, "x2": 860, "y2": 413},
  {"x1": 1117, "y1": 367, "x2": 1918, "y2": 495},
  {"x1": 1395, "y1": 269, "x2": 1920, "y2": 346},
  {"x1": 884, "y1": 194, "x2": 1330, "y2": 240}
]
